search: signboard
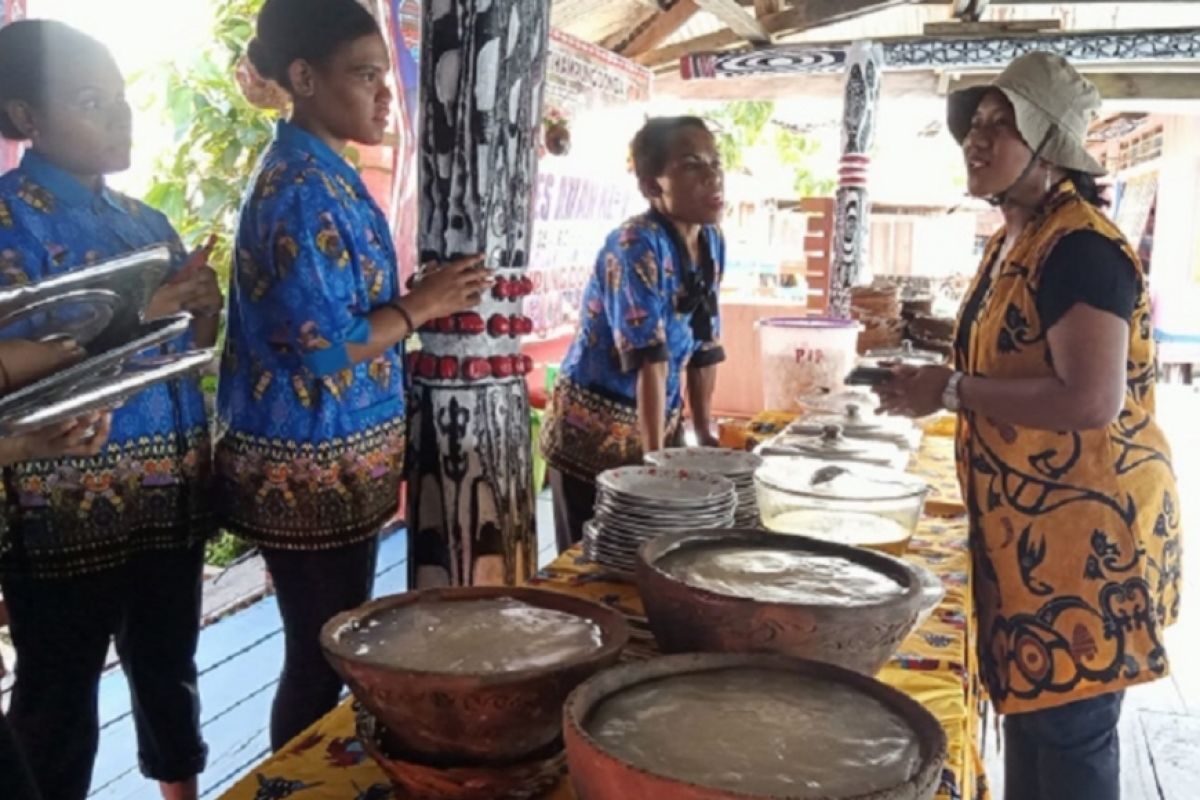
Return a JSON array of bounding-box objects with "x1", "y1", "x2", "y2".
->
[{"x1": 525, "y1": 29, "x2": 651, "y2": 341}]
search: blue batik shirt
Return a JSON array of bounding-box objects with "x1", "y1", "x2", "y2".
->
[
  {"x1": 540, "y1": 210, "x2": 726, "y2": 480},
  {"x1": 215, "y1": 121, "x2": 407, "y2": 549},
  {"x1": 0, "y1": 150, "x2": 212, "y2": 578}
]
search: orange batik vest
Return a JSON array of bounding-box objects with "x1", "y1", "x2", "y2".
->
[{"x1": 954, "y1": 180, "x2": 1182, "y2": 715}]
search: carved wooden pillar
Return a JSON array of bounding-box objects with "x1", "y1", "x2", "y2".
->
[
  {"x1": 829, "y1": 41, "x2": 883, "y2": 319},
  {"x1": 407, "y1": 0, "x2": 550, "y2": 588}
]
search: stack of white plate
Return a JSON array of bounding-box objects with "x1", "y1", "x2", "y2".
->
[
  {"x1": 582, "y1": 466, "x2": 736, "y2": 577},
  {"x1": 645, "y1": 447, "x2": 763, "y2": 528}
]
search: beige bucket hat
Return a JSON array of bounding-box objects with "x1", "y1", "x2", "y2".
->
[{"x1": 947, "y1": 51, "x2": 1105, "y2": 176}]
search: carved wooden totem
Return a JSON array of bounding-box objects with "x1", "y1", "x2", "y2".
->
[
  {"x1": 830, "y1": 41, "x2": 883, "y2": 319},
  {"x1": 407, "y1": 0, "x2": 550, "y2": 588}
]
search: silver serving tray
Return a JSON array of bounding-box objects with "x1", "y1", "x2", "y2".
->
[
  {"x1": 0, "y1": 349, "x2": 214, "y2": 434},
  {"x1": 0, "y1": 313, "x2": 192, "y2": 420},
  {"x1": 0, "y1": 244, "x2": 172, "y2": 324},
  {"x1": 0, "y1": 288, "x2": 121, "y2": 345}
]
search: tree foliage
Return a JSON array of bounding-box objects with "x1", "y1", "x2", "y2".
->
[
  {"x1": 699, "y1": 100, "x2": 835, "y2": 198},
  {"x1": 136, "y1": 0, "x2": 274, "y2": 287}
]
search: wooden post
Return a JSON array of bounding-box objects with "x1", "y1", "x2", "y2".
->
[
  {"x1": 408, "y1": 0, "x2": 550, "y2": 588},
  {"x1": 830, "y1": 41, "x2": 883, "y2": 319}
]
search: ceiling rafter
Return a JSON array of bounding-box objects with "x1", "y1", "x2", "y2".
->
[
  {"x1": 636, "y1": 0, "x2": 916, "y2": 67},
  {"x1": 616, "y1": 0, "x2": 702, "y2": 58},
  {"x1": 694, "y1": 0, "x2": 772, "y2": 43}
]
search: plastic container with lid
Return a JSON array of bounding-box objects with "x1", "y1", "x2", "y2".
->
[
  {"x1": 753, "y1": 457, "x2": 930, "y2": 555},
  {"x1": 756, "y1": 317, "x2": 860, "y2": 412}
]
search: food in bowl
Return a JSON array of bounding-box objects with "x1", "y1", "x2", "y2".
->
[
  {"x1": 336, "y1": 597, "x2": 606, "y2": 673},
  {"x1": 586, "y1": 667, "x2": 921, "y2": 797},
  {"x1": 564, "y1": 653, "x2": 947, "y2": 800},
  {"x1": 320, "y1": 587, "x2": 629, "y2": 763},
  {"x1": 636, "y1": 530, "x2": 929, "y2": 675},
  {"x1": 761, "y1": 509, "x2": 913, "y2": 555},
  {"x1": 754, "y1": 458, "x2": 929, "y2": 554},
  {"x1": 654, "y1": 541, "x2": 905, "y2": 606}
]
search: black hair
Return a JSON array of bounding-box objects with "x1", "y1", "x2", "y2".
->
[
  {"x1": 630, "y1": 116, "x2": 711, "y2": 185},
  {"x1": 1065, "y1": 169, "x2": 1109, "y2": 209},
  {"x1": 247, "y1": 0, "x2": 381, "y2": 92},
  {"x1": 0, "y1": 20, "x2": 109, "y2": 141}
]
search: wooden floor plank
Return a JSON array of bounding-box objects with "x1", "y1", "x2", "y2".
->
[{"x1": 1141, "y1": 710, "x2": 1200, "y2": 799}]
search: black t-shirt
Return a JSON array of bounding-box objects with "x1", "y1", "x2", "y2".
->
[
  {"x1": 955, "y1": 230, "x2": 1138, "y2": 359},
  {"x1": 1037, "y1": 230, "x2": 1138, "y2": 329}
]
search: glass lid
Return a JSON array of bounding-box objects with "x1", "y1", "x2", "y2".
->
[
  {"x1": 761, "y1": 425, "x2": 901, "y2": 464},
  {"x1": 863, "y1": 339, "x2": 944, "y2": 365},
  {"x1": 754, "y1": 456, "x2": 929, "y2": 502}
]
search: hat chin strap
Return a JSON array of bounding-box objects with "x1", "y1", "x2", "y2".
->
[{"x1": 985, "y1": 129, "x2": 1054, "y2": 209}]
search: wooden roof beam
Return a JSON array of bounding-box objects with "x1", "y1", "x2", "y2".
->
[
  {"x1": 618, "y1": 0, "x2": 701, "y2": 58},
  {"x1": 636, "y1": 0, "x2": 916, "y2": 67},
  {"x1": 948, "y1": 71, "x2": 1200, "y2": 101},
  {"x1": 654, "y1": 67, "x2": 1200, "y2": 102},
  {"x1": 695, "y1": 0, "x2": 772, "y2": 43},
  {"x1": 753, "y1": 0, "x2": 783, "y2": 15}
]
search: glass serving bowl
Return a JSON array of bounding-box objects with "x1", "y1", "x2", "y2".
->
[{"x1": 753, "y1": 457, "x2": 930, "y2": 555}]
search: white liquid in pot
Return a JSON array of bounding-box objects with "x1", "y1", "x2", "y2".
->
[
  {"x1": 656, "y1": 544, "x2": 904, "y2": 606},
  {"x1": 587, "y1": 668, "x2": 922, "y2": 797},
  {"x1": 763, "y1": 510, "x2": 910, "y2": 548},
  {"x1": 338, "y1": 598, "x2": 604, "y2": 673}
]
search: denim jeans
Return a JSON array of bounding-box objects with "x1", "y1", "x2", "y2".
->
[{"x1": 1004, "y1": 690, "x2": 1124, "y2": 800}]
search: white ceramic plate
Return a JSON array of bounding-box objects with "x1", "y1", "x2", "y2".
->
[
  {"x1": 597, "y1": 467, "x2": 736, "y2": 504},
  {"x1": 644, "y1": 447, "x2": 764, "y2": 477}
]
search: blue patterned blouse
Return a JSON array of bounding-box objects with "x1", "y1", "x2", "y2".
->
[
  {"x1": 0, "y1": 150, "x2": 211, "y2": 578},
  {"x1": 540, "y1": 210, "x2": 725, "y2": 480},
  {"x1": 215, "y1": 121, "x2": 406, "y2": 549}
]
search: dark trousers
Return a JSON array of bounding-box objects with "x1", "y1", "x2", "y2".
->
[
  {"x1": 262, "y1": 536, "x2": 378, "y2": 751},
  {"x1": 0, "y1": 710, "x2": 40, "y2": 800},
  {"x1": 549, "y1": 468, "x2": 596, "y2": 553},
  {"x1": 1004, "y1": 690, "x2": 1124, "y2": 800},
  {"x1": 1, "y1": 545, "x2": 207, "y2": 800}
]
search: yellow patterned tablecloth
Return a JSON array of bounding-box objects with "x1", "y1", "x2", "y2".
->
[{"x1": 221, "y1": 436, "x2": 988, "y2": 800}]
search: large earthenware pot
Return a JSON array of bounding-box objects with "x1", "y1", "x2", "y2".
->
[
  {"x1": 564, "y1": 652, "x2": 948, "y2": 800},
  {"x1": 321, "y1": 586, "x2": 629, "y2": 763},
  {"x1": 356, "y1": 706, "x2": 566, "y2": 800},
  {"x1": 636, "y1": 528, "x2": 938, "y2": 675}
]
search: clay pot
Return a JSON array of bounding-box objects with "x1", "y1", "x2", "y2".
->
[
  {"x1": 635, "y1": 529, "x2": 927, "y2": 675},
  {"x1": 356, "y1": 706, "x2": 565, "y2": 800},
  {"x1": 321, "y1": 586, "x2": 629, "y2": 764},
  {"x1": 564, "y1": 652, "x2": 948, "y2": 800},
  {"x1": 545, "y1": 125, "x2": 571, "y2": 156}
]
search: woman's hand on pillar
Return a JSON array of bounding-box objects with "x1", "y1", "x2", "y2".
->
[{"x1": 403, "y1": 255, "x2": 494, "y2": 327}]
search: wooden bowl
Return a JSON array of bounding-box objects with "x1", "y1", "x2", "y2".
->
[
  {"x1": 356, "y1": 706, "x2": 566, "y2": 800},
  {"x1": 564, "y1": 653, "x2": 947, "y2": 800},
  {"x1": 636, "y1": 529, "x2": 927, "y2": 675},
  {"x1": 321, "y1": 587, "x2": 629, "y2": 763}
]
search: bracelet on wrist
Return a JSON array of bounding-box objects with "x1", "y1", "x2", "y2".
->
[{"x1": 392, "y1": 301, "x2": 416, "y2": 337}]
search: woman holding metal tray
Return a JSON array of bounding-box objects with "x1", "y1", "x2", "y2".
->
[
  {"x1": 214, "y1": 0, "x2": 490, "y2": 751},
  {"x1": 0, "y1": 20, "x2": 222, "y2": 800}
]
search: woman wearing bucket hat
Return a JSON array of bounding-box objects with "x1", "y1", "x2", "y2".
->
[{"x1": 875, "y1": 52, "x2": 1180, "y2": 800}]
